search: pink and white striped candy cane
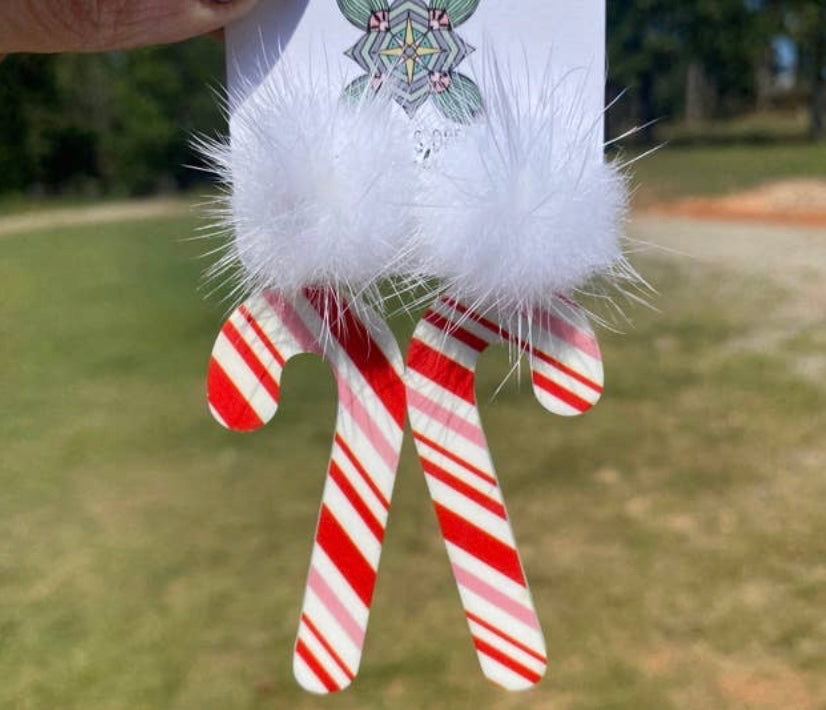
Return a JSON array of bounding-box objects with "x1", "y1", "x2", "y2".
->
[
  {"x1": 207, "y1": 288, "x2": 406, "y2": 694},
  {"x1": 405, "y1": 295, "x2": 604, "y2": 691}
]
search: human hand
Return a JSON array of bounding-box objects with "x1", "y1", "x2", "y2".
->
[{"x1": 0, "y1": 0, "x2": 260, "y2": 54}]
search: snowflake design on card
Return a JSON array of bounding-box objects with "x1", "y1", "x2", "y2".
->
[{"x1": 339, "y1": 0, "x2": 484, "y2": 123}]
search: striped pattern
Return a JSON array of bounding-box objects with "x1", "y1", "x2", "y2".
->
[
  {"x1": 527, "y1": 297, "x2": 604, "y2": 416},
  {"x1": 207, "y1": 288, "x2": 406, "y2": 694},
  {"x1": 406, "y1": 295, "x2": 604, "y2": 691}
]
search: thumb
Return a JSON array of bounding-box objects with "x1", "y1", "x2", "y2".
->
[{"x1": 0, "y1": 0, "x2": 260, "y2": 54}]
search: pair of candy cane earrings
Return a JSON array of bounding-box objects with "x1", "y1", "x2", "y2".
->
[{"x1": 207, "y1": 287, "x2": 603, "y2": 693}]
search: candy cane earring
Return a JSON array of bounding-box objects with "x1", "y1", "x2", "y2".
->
[
  {"x1": 207, "y1": 288, "x2": 406, "y2": 693},
  {"x1": 199, "y1": 0, "x2": 639, "y2": 694},
  {"x1": 406, "y1": 295, "x2": 604, "y2": 690},
  {"x1": 400, "y1": 10, "x2": 635, "y2": 689},
  {"x1": 199, "y1": 10, "x2": 423, "y2": 694}
]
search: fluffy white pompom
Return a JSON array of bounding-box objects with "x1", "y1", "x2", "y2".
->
[
  {"x1": 200, "y1": 55, "x2": 636, "y2": 324},
  {"x1": 415, "y1": 64, "x2": 631, "y2": 315},
  {"x1": 201, "y1": 66, "x2": 418, "y2": 305}
]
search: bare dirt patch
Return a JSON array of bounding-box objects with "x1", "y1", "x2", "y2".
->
[
  {"x1": 717, "y1": 665, "x2": 814, "y2": 709},
  {"x1": 649, "y1": 179, "x2": 826, "y2": 227},
  {"x1": 630, "y1": 213, "x2": 826, "y2": 288}
]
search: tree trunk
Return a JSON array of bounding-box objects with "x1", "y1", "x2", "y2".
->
[
  {"x1": 812, "y1": 4, "x2": 826, "y2": 140},
  {"x1": 640, "y1": 71, "x2": 656, "y2": 143},
  {"x1": 755, "y1": 50, "x2": 774, "y2": 112},
  {"x1": 685, "y1": 60, "x2": 706, "y2": 127}
]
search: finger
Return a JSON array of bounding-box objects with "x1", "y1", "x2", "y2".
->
[{"x1": 0, "y1": 0, "x2": 259, "y2": 54}]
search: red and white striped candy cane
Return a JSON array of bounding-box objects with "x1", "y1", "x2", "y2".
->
[
  {"x1": 405, "y1": 295, "x2": 604, "y2": 690},
  {"x1": 207, "y1": 288, "x2": 406, "y2": 694}
]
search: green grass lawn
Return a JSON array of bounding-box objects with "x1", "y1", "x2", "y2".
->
[
  {"x1": 626, "y1": 141, "x2": 826, "y2": 205},
  {"x1": 1, "y1": 214, "x2": 825, "y2": 709}
]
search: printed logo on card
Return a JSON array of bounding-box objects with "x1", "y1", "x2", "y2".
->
[{"x1": 339, "y1": 0, "x2": 484, "y2": 122}]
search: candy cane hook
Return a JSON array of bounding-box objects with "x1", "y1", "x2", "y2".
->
[
  {"x1": 405, "y1": 295, "x2": 604, "y2": 690},
  {"x1": 207, "y1": 288, "x2": 406, "y2": 693}
]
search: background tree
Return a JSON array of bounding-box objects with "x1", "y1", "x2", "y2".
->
[
  {"x1": 2, "y1": 3, "x2": 824, "y2": 198},
  {"x1": 786, "y1": 0, "x2": 826, "y2": 138},
  {"x1": 607, "y1": 0, "x2": 682, "y2": 143},
  {"x1": 607, "y1": 0, "x2": 771, "y2": 142},
  {"x1": 0, "y1": 38, "x2": 225, "y2": 197},
  {"x1": 0, "y1": 55, "x2": 59, "y2": 192}
]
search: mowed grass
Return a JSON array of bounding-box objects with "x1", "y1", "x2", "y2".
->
[
  {"x1": 1, "y1": 214, "x2": 825, "y2": 709},
  {"x1": 626, "y1": 140, "x2": 826, "y2": 205}
]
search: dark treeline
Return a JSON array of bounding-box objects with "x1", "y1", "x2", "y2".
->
[
  {"x1": 607, "y1": 0, "x2": 826, "y2": 142},
  {"x1": 0, "y1": 38, "x2": 225, "y2": 197},
  {"x1": 0, "y1": 2, "x2": 824, "y2": 198}
]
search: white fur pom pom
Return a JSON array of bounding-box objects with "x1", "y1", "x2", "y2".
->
[
  {"x1": 415, "y1": 63, "x2": 631, "y2": 315},
  {"x1": 201, "y1": 66, "x2": 418, "y2": 306},
  {"x1": 200, "y1": 53, "x2": 638, "y2": 326}
]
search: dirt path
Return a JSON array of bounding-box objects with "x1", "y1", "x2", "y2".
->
[
  {"x1": 633, "y1": 178, "x2": 826, "y2": 310},
  {"x1": 630, "y1": 214, "x2": 826, "y2": 387},
  {"x1": 0, "y1": 198, "x2": 191, "y2": 238},
  {"x1": 3, "y1": 190, "x2": 823, "y2": 311},
  {"x1": 630, "y1": 214, "x2": 826, "y2": 285},
  {"x1": 647, "y1": 179, "x2": 826, "y2": 228}
]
